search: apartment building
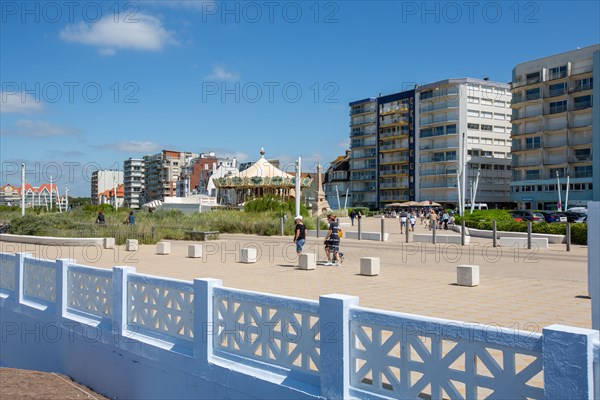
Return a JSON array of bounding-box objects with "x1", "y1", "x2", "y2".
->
[
  {"x1": 510, "y1": 44, "x2": 599, "y2": 209},
  {"x1": 349, "y1": 98, "x2": 378, "y2": 208},
  {"x1": 349, "y1": 78, "x2": 512, "y2": 209},
  {"x1": 123, "y1": 158, "x2": 145, "y2": 209},
  {"x1": 91, "y1": 170, "x2": 123, "y2": 205},
  {"x1": 143, "y1": 150, "x2": 197, "y2": 203},
  {"x1": 416, "y1": 78, "x2": 513, "y2": 207}
]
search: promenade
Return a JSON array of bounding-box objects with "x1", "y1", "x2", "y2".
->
[{"x1": 1, "y1": 216, "x2": 591, "y2": 330}]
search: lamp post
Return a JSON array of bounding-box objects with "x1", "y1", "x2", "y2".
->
[
  {"x1": 21, "y1": 163, "x2": 25, "y2": 216},
  {"x1": 295, "y1": 157, "x2": 301, "y2": 217}
]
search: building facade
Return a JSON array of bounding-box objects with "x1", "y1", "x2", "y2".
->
[
  {"x1": 143, "y1": 151, "x2": 197, "y2": 203},
  {"x1": 510, "y1": 45, "x2": 599, "y2": 209},
  {"x1": 123, "y1": 158, "x2": 145, "y2": 209},
  {"x1": 324, "y1": 150, "x2": 351, "y2": 209},
  {"x1": 415, "y1": 78, "x2": 513, "y2": 207},
  {"x1": 91, "y1": 170, "x2": 123, "y2": 205},
  {"x1": 349, "y1": 78, "x2": 512, "y2": 209}
]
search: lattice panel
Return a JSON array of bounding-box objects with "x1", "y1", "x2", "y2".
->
[
  {"x1": 23, "y1": 262, "x2": 56, "y2": 303},
  {"x1": 0, "y1": 256, "x2": 16, "y2": 291},
  {"x1": 128, "y1": 281, "x2": 194, "y2": 340},
  {"x1": 350, "y1": 321, "x2": 544, "y2": 399},
  {"x1": 67, "y1": 270, "x2": 112, "y2": 318},
  {"x1": 214, "y1": 296, "x2": 320, "y2": 374}
]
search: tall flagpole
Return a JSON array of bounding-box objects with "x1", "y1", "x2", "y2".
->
[
  {"x1": 295, "y1": 157, "x2": 301, "y2": 217},
  {"x1": 21, "y1": 163, "x2": 26, "y2": 216}
]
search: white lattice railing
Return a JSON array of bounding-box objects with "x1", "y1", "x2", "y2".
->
[
  {"x1": 23, "y1": 258, "x2": 57, "y2": 305},
  {"x1": 67, "y1": 264, "x2": 113, "y2": 320},
  {"x1": 0, "y1": 253, "x2": 17, "y2": 295},
  {"x1": 349, "y1": 307, "x2": 544, "y2": 399},
  {"x1": 127, "y1": 274, "x2": 194, "y2": 342},
  {"x1": 213, "y1": 287, "x2": 320, "y2": 375}
]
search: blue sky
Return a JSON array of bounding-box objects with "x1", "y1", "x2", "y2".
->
[{"x1": 1, "y1": 0, "x2": 599, "y2": 196}]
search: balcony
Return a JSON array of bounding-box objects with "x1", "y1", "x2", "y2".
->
[
  {"x1": 350, "y1": 119, "x2": 376, "y2": 127},
  {"x1": 380, "y1": 117, "x2": 409, "y2": 127},
  {"x1": 419, "y1": 101, "x2": 459, "y2": 113},
  {"x1": 379, "y1": 169, "x2": 409, "y2": 177},
  {"x1": 544, "y1": 141, "x2": 568, "y2": 149},
  {"x1": 419, "y1": 115, "x2": 458, "y2": 126},
  {"x1": 512, "y1": 143, "x2": 542, "y2": 152},
  {"x1": 380, "y1": 105, "x2": 409, "y2": 115},
  {"x1": 419, "y1": 155, "x2": 457, "y2": 163},
  {"x1": 420, "y1": 143, "x2": 459, "y2": 151},
  {"x1": 379, "y1": 130, "x2": 409, "y2": 139},
  {"x1": 380, "y1": 194, "x2": 409, "y2": 201},
  {"x1": 350, "y1": 105, "x2": 376, "y2": 115},
  {"x1": 379, "y1": 181, "x2": 408, "y2": 189},
  {"x1": 380, "y1": 156, "x2": 409, "y2": 164},
  {"x1": 379, "y1": 143, "x2": 408, "y2": 152},
  {"x1": 569, "y1": 154, "x2": 592, "y2": 163},
  {"x1": 511, "y1": 76, "x2": 542, "y2": 89}
]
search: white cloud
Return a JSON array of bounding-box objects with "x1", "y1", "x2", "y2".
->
[
  {"x1": 95, "y1": 141, "x2": 162, "y2": 153},
  {"x1": 1, "y1": 120, "x2": 81, "y2": 137},
  {"x1": 1, "y1": 92, "x2": 44, "y2": 114},
  {"x1": 205, "y1": 65, "x2": 240, "y2": 82},
  {"x1": 59, "y1": 13, "x2": 178, "y2": 55}
]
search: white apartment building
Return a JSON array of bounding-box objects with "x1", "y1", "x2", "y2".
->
[
  {"x1": 510, "y1": 44, "x2": 599, "y2": 210},
  {"x1": 415, "y1": 78, "x2": 513, "y2": 207},
  {"x1": 123, "y1": 158, "x2": 145, "y2": 209},
  {"x1": 91, "y1": 170, "x2": 124, "y2": 205}
]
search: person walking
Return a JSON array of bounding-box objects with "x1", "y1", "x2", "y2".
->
[
  {"x1": 127, "y1": 211, "x2": 135, "y2": 225},
  {"x1": 293, "y1": 215, "x2": 306, "y2": 265},
  {"x1": 429, "y1": 211, "x2": 438, "y2": 230},
  {"x1": 399, "y1": 210, "x2": 407, "y2": 234},
  {"x1": 442, "y1": 211, "x2": 449, "y2": 230},
  {"x1": 349, "y1": 209, "x2": 356, "y2": 226},
  {"x1": 409, "y1": 213, "x2": 416, "y2": 232},
  {"x1": 324, "y1": 214, "x2": 342, "y2": 266}
]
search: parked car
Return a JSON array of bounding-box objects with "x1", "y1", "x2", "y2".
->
[
  {"x1": 509, "y1": 210, "x2": 544, "y2": 222},
  {"x1": 536, "y1": 211, "x2": 567, "y2": 223},
  {"x1": 561, "y1": 211, "x2": 587, "y2": 223}
]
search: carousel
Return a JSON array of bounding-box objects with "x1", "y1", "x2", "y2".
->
[{"x1": 212, "y1": 148, "x2": 312, "y2": 204}]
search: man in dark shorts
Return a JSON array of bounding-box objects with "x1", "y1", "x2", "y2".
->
[
  {"x1": 324, "y1": 214, "x2": 342, "y2": 266},
  {"x1": 293, "y1": 215, "x2": 306, "y2": 265}
]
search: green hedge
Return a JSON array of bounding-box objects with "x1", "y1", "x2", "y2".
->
[{"x1": 454, "y1": 210, "x2": 587, "y2": 245}]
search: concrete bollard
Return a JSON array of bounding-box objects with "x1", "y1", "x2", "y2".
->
[
  {"x1": 240, "y1": 248, "x2": 257, "y2": 263},
  {"x1": 457, "y1": 265, "x2": 480, "y2": 287},
  {"x1": 380, "y1": 219, "x2": 385, "y2": 242},
  {"x1": 188, "y1": 244, "x2": 202, "y2": 258},
  {"x1": 360, "y1": 257, "x2": 380, "y2": 276},
  {"x1": 527, "y1": 221, "x2": 532, "y2": 250},
  {"x1": 125, "y1": 239, "x2": 138, "y2": 251},
  {"x1": 492, "y1": 220, "x2": 497, "y2": 248},
  {"x1": 156, "y1": 242, "x2": 171, "y2": 255},
  {"x1": 103, "y1": 237, "x2": 115, "y2": 249},
  {"x1": 298, "y1": 253, "x2": 316, "y2": 270}
]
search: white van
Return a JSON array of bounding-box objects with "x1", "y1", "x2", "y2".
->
[{"x1": 465, "y1": 203, "x2": 488, "y2": 210}]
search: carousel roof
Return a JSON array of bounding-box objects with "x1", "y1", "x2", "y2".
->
[
  {"x1": 238, "y1": 148, "x2": 292, "y2": 179},
  {"x1": 212, "y1": 148, "x2": 312, "y2": 188}
]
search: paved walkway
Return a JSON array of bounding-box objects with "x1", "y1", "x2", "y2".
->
[{"x1": 1, "y1": 217, "x2": 591, "y2": 331}]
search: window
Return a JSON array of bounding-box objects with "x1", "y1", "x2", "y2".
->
[
  {"x1": 575, "y1": 77, "x2": 593, "y2": 92},
  {"x1": 468, "y1": 123, "x2": 480, "y2": 130},
  {"x1": 493, "y1": 113, "x2": 505, "y2": 120},
  {"x1": 482, "y1": 151, "x2": 492, "y2": 157},
  {"x1": 468, "y1": 97, "x2": 479, "y2": 104},
  {"x1": 493, "y1": 126, "x2": 505, "y2": 133},
  {"x1": 525, "y1": 137, "x2": 541, "y2": 149},
  {"x1": 446, "y1": 124, "x2": 457, "y2": 134},
  {"x1": 494, "y1": 100, "x2": 505, "y2": 107},
  {"x1": 467, "y1": 136, "x2": 479, "y2": 143},
  {"x1": 574, "y1": 95, "x2": 592, "y2": 110},
  {"x1": 525, "y1": 88, "x2": 540, "y2": 101},
  {"x1": 481, "y1": 98, "x2": 493, "y2": 106},
  {"x1": 421, "y1": 90, "x2": 433, "y2": 100},
  {"x1": 549, "y1": 168, "x2": 565, "y2": 178},
  {"x1": 526, "y1": 72, "x2": 541, "y2": 85},
  {"x1": 575, "y1": 165, "x2": 592, "y2": 178},
  {"x1": 481, "y1": 111, "x2": 493, "y2": 119},
  {"x1": 574, "y1": 148, "x2": 591, "y2": 161},
  {"x1": 549, "y1": 65, "x2": 567, "y2": 80},
  {"x1": 549, "y1": 82, "x2": 567, "y2": 97},
  {"x1": 493, "y1": 165, "x2": 504, "y2": 170},
  {"x1": 481, "y1": 138, "x2": 493, "y2": 145},
  {"x1": 433, "y1": 152, "x2": 445, "y2": 162},
  {"x1": 525, "y1": 169, "x2": 540, "y2": 180},
  {"x1": 467, "y1": 109, "x2": 479, "y2": 117},
  {"x1": 470, "y1": 150, "x2": 480, "y2": 156},
  {"x1": 481, "y1": 124, "x2": 493, "y2": 131},
  {"x1": 549, "y1": 100, "x2": 567, "y2": 114},
  {"x1": 494, "y1": 152, "x2": 504, "y2": 158},
  {"x1": 494, "y1": 139, "x2": 505, "y2": 146},
  {"x1": 446, "y1": 151, "x2": 457, "y2": 160}
]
